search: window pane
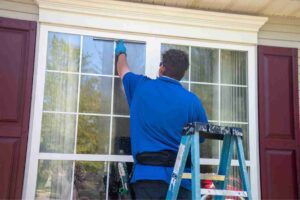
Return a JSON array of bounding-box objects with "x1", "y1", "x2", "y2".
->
[
  {"x1": 227, "y1": 166, "x2": 248, "y2": 191},
  {"x1": 221, "y1": 50, "x2": 247, "y2": 85},
  {"x1": 220, "y1": 86, "x2": 248, "y2": 122},
  {"x1": 200, "y1": 165, "x2": 218, "y2": 174},
  {"x1": 161, "y1": 44, "x2": 189, "y2": 81},
  {"x1": 35, "y1": 160, "x2": 73, "y2": 200},
  {"x1": 73, "y1": 161, "x2": 107, "y2": 199},
  {"x1": 108, "y1": 162, "x2": 133, "y2": 199},
  {"x1": 82, "y1": 37, "x2": 114, "y2": 75},
  {"x1": 47, "y1": 32, "x2": 80, "y2": 72},
  {"x1": 77, "y1": 115, "x2": 110, "y2": 154},
  {"x1": 40, "y1": 113, "x2": 76, "y2": 153},
  {"x1": 115, "y1": 42, "x2": 146, "y2": 75},
  {"x1": 79, "y1": 75, "x2": 112, "y2": 114},
  {"x1": 111, "y1": 117, "x2": 131, "y2": 155},
  {"x1": 43, "y1": 72, "x2": 78, "y2": 112},
  {"x1": 200, "y1": 138, "x2": 219, "y2": 159},
  {"x1": 191, "y1": 84, "x2": 219, "y2": 121},
  {"x1": 113, "y1": 78, "x2": 129, "y2": 115},
  {"x1": 191, "y1": 47, "x2": 219, "y2": 83}
]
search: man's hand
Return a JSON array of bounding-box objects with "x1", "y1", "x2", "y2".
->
[
  {"x1": 115, "y1": 40, "x2": 127, "y2": 56},
  {"x1": 115, "y1": 40, "x2": 129, "y2": 79}
]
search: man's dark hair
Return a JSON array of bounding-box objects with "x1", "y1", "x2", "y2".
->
[{"x1": 162, "y1": 49, "x2": 189, "y2": 81}]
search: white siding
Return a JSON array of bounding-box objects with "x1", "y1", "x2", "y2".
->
[
  {"x1": 0, "y1": 0, "x2": 38, "y2": 21},
  {"x1": 258, "y1": 16, "x2": 300, "y2": 109}
]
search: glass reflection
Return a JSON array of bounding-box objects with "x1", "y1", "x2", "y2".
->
[
  {"x1": 115, "y1": 42, "x2": 146, "y2": 75},
  {"x1": 77, "y1": 115, "x2": 110, "y2": 154},
  {"x1": 220, "y1": 86, "x2": 248, "y2": 122},
  {"x1": 126, "y1": 42, "x2": 146, "y2": 74},
  {"x1": 44, "y1": 72, "x2": 78, "y2": 112},
  {"x1": 161, "y1": 44, "x2": 189, "y2": 81},
  {"x1": 79, "y1": 75, "x2": 112, "y2": 114},
  {"x1": 200, "y1": 165, "x2": 218, "y2": 174},
  {"x1": 221, "y1": 50, "x2": 247, "y2": 85},
  {"x1": 35, "y1": 160, "x2": 73, "y2": 200},
  {"x1": 73, "y1": 161, "x2": 107, "y2": 200},
  {"x1": 47, "y1": 32, "x2": 80, "y2": 72},
  {"x1": 191, "y1": 84, "x2": 219, "y2": 121},
  {"x1": 40, "y1": 113, "x2": 76, "y2": 153},
  {"x1": 227, "y1": 166, "x2": 246, "y2": 192},
  {"x1": 111, "y1": 117, "x2": 131, "y2": 155},
  {"x1": 113, "y1": 78, "x2": 129, "y2": 115},
  {"x1": 191, "y1": 47, "x2": 219, "y2": 83},
  {"x1": 82, "y1": 37, "x2": 114, "y2": 75},
  {"x1": 200, "y1": 136, "x2": 219, "y2": 159},
  {"x1": 108, "y1": 162, "x2": 133, "y2": 199}
]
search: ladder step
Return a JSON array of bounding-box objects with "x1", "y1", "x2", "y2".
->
[
  {"x1": 182, "y1": 173, "x2": 225, "y2": 181},
  {"x1": 201, "y1": 189, "x2": 247, "y2": 197}
]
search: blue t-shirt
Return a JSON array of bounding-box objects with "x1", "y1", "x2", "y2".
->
[{"x1": 122, "y1": 72, "x2": 208, "y2": 190}]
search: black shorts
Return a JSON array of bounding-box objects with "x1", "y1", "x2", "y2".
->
[{"x1": 131, "y1": 180, "x2": 191, "y2": 200}]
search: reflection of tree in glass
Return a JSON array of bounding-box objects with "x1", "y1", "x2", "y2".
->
[
  {"x1": 73, "y1": 161, "x2": 107, "y2": 199},
  {"x1": 80, "y1": 76, "x2": 103, "y2": 113},
  {"x1": 77, "y1": 115, "x2": 110, "y2": 154},
  {"x1": 47, "y1": 33, "x2": 81, "y2": 72},
  {"x1": 79, "y1": 76, "x2": 114, "y2": 114}
]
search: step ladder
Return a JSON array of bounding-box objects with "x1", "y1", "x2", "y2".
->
[{"x1": 166, "y1": 122, "x2": 252, "y2": 200}]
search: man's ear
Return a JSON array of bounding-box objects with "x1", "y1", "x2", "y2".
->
[{"x1": 159, "y1": 66, "x2": 166, "y2": 76}]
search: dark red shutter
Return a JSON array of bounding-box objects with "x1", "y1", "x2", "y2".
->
[
  {"x1": 0, "y1": 17, "x2": 36, "y2": 199},
  {"x1": 258, "y1": 45, "x2": 300, "y2": 199}
]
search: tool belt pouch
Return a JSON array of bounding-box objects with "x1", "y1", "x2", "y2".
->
[{"x1": 136, "y1": 150, "x2": 191, "y2": 168}]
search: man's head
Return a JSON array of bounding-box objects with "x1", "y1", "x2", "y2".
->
[{"x1": 159, "y1": 49, "x2": 189, "y2": 81}]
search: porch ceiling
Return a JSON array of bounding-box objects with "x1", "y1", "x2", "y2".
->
[{"x1": 118, "y1": 0, "x2": 300, "y2": 18}]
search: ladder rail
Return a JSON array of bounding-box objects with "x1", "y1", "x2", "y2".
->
[
  {"x1": 166, "y1": 135, "x2": 192, "y2": 200},
  {"x1": 215, "y1": 134, "x2": 235, "y2": 200},
  {"x1": 191, "y1": 132, "x2": 200, "y2": 200},
  {"x1": 236, "y1": 136, "x2": 252, "y2": 200}
]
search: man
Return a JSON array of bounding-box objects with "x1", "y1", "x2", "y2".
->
[{"x1": 115, "y1": 40, "x2": 208, "y2": 199}]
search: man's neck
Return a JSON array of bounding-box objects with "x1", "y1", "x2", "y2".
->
[{"x1": 161, "y1": 75, "x2": 178, "y2": 81}]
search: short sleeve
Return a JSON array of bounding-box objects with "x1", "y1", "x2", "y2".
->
[{"x1": 122, "y1": 72, "x2": 147, "y2": 106}]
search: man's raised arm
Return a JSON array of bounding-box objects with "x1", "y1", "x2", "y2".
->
[{"x1": 115, "y1": 40, "x2": 130, "y2": 79}]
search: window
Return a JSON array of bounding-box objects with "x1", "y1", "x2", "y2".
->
[
  {"x1": 35, "y1": 32, "x2": 145, "y2": 199},
  {"x1": 162, "y1": 44, "x2": 249, "y2": 189},
  {"x1": 25, "y1": 26, "x2": 258, "y2": 199}
]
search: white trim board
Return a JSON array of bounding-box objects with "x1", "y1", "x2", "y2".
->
[{"x1": 36, "y1": 0, "x2": 267, "y2": 44}]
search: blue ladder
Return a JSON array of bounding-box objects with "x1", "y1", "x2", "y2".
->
[{"x1": 166, "y1": 122, "x2": 252, "y2": 200}]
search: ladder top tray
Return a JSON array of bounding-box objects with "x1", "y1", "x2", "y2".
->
[{"x1": 182, "y1": 122, "x2": 243, "y2": 140}]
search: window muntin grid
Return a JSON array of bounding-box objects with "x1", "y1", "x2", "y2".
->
[
  {"x1": 161, "y1": 44, "x2": 249, "y2": 180},
  {"x1": 36, "y1": 32, "x2": 145, "y2": 199},
  {"x1": 33, "y1": 30, "x2": 254, "y2": 199}
]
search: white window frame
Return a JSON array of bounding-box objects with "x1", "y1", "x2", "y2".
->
[{"x1": 23, "y1": 24, "x2": 259, "y2": 199}]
